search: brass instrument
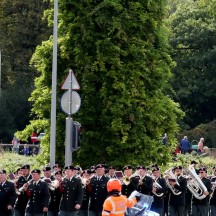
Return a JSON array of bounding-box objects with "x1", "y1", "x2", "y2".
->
[
  {"x1": 17, "y1": 179, "x2": 34, "y2": 195},
  {"x1": 81, "y1": 178, "x2": 90, "y2": 187},
  {"x1": 152, "y1": 176, "x2": 164, "y2": 197},
  {"x1": 121, "y1": 171, "x2": 140, "y2": 186},
  {"x1": 43, "y1": 178, "x2": 59, "y2": 191},
  {"x1": 164, "y1": 168, "x2": 182, "y2": 196},
  {"x1": 185, "y1": 165, "x2": 208, "y2": 200}
]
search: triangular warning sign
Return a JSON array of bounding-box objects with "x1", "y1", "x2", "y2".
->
[{"x1": 61, "y1": 69, "x2": 80, "y2": 90}]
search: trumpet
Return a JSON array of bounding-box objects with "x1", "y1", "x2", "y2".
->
[
  {"x1": 185, "y1": 165, "x2": 208, "y2": 200},
  {"x1": 164, "y1": 168, "x2": 182, "y2": 196},
  {"x1": 17, "y1": 179, "x2": 34, "y2": 195}
]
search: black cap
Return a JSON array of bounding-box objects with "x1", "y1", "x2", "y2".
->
[
  {"x1": 199, "y1": 167, "x2": 207, "y2": 173},
  {"x1": 0, "y1": 170, "x2": 6, "y2": 174},
  {"x1": 136, "y1": 165, "x2": 146, "y2": 170},
  {"x1": 64, "y1": 165, "x2": 74, "y2": 170},
  {"x1": 123, "y1": 165, "x2": 132, "y2": 170},
  {"x1": 174, "y1": 166, "x2": 182, "y2": 170},
  {"x1": 43, "y1": 166, "x2": 51, "y2": 172},
  {"x1": 54, "y1": 170, "x2": 62, "y2": 175},
  {"x1": 95, "y1": 164, "x2": 104, "y2": 169},
  {"x1": 16, "y1": 168, "x2": 22, "y2": 173},
  {"x1": 31, "y1": 169, "x2": 41, "y2": 174},
  {"x1": 191, "y1": 161, "x2": 198, "y2": 165},
  {"x1": 74, "y1": 166, "x2": 82, "y2": 171},
  {"x1": 22, "y1": 165, "x2": 30, "y2": 169},
  {"x1": 152, "y1": 163, "x2": 158, "y2": 168},
  {"x1": 53, "y1": 164, "x2": 61, "y2": 169},
  {"x1": 152, "y1": 167, "x2": 160, "y2": 172},
  {"x1": 82, "y1": 169, "x2": 92, "y2": 176},
  {"x1": 108, "y1": 166, "x2": 115, "y2": 170}
]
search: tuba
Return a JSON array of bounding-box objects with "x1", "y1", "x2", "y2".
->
[
  {"x1": 164, "y1": 168, "x2": 182, "y2": 196},
  {"x1": 185, "y1": 165, "x2": 208, "y2": 200}
]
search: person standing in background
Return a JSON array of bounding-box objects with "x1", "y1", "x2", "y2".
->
[
  {"x1": 180, "y1": 136, "x2": 190, "y2": 154},
  {"x1": 23, "y1": 144, "x2": 30, "y2": 156},
  {"x1": 12, "y1": 135, "x2": 20, "y2": 154},
  {"x1": 198, "y1": 138, "x2": 205, "y2": 153}
]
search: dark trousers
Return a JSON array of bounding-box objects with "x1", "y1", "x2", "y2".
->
[
  {"x1": 210, "y1": 205, "x2": 216, "y2": 216},
  {"x1": 14, "y1": 209, "x2": 24, "y2": 216},
  {"x1": 168, "y1": 206, "x2": 185, "y2": 216},
  {"x1": 25, "y1": 213, "x2": 44, "y2": 216},
  {"x1": 48, "y1": 211, "x2": 59, "y2": 216},
  {"x1": 151, "y1": 207, "x2": 163, "y2": 216},
  {"x1": 77, "y1": 210, "x2": 88, "y2": 216},
  {"x1": 192, "y1": 204, "x2": 209, "y2": 216},
  {"x1": 58, "y1": 211, "x2": 78, "y2": 216},
  {"x1": 185, "y1": 203, "x2": 192, "y2": 216},
  {"x1": 88, "y1": 210, "x2": 102, "y2": 216}
]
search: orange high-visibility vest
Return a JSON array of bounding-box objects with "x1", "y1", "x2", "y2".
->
[{"x1": 102, "y1": 195, "x2": 137, "y2": 216}]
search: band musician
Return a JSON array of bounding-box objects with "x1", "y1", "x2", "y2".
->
[
  {"x1": 121, "y1": 165, "x2": 139, "y2": 197},
  {"x1": 137, "y1": 165, "x2": 153, "y2": 195},
  {"x1": 192, "y1": 167, "x2": 212, "y2": 216},
  {"x1": 24, "y1": 169, "x2": 50, "y2": 216},
  {"x1": 150, "y1": 166, "x2": 167, "y2": 216},
  {"x1": 88, "y1": 164, "x2": 109, "y2": 216},
  {"x1": 14, "y1": 164, "x2": 32, "y2": 216},
  {"x1": 0, "y1": 170, "x2": 16, "y2": 216},
  {"x1": 59, "y1": 165, "x2": 83, "y2": 216},
  {"x1": 167, "y1": 166, "x2": 187, "y2": 216}
]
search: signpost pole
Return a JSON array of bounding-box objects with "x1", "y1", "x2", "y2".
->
[{"x1": 65, "y1": 69, "x2": 73, "y2": 166}]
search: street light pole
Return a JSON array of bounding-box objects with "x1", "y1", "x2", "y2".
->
[{"x1": 50, "y1": 0, "x2": 58, "y2": 168}]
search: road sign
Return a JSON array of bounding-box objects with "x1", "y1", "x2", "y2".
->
[
  {"x1": 60, "y1": 90, "x2": 81, "y2": 115},
  {"x1": 61, "y1": 69, "x2": 80, "y2": 90}
]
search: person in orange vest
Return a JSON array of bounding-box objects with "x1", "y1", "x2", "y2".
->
[{"x1": 102, "y1": 179, "x2": 139, "y2": 216}]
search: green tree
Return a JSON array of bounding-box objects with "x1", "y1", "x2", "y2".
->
[
  {"x1": 0, "y1": 0, "x2": 51, "y2": 142},
  {"x1": 19, "y1": 0, "x2": 183, "y2": 167},
  {"x1": 169, "y1": 0, "x2": 216, "y2": 128}
]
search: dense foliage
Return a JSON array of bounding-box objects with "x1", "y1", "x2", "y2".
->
[
  {"x1": 18, "y1": 0, "x2": 183, "y2": 167},
  {"x1": 0, "y1": 0, "x2": 51, "y2": 142},
  {"x1": 169, "y1": 0, "x2": 216, "y2": 128}
]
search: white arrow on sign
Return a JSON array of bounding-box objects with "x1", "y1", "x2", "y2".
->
[{"x1": 61, "y1": 69, "x2": 80, "y2": 90}]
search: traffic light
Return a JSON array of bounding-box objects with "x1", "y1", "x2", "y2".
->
[{"x1": 72, "y1": 121, "x2": 81, "y2": 150}]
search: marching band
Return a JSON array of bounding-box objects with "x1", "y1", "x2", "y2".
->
[{"x1": 1, "y1": 162, "x2": 216, "y2": 216}]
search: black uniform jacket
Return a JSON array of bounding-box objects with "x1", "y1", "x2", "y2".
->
[
  {"x1": 151, "y1": 177, "x2": 167, "y2": 209},
  {"x1": 0, "y1": 180, "x2": 17, "y2": 216},
  {"x1": 88, "y1": 175, "x2": 109, "y2": 212},
  {"x1": 25, "y1": 180, "x2": 50, "y2": 213},
  {"x1": 14, "y1": 175, "x2": 32, "y2": 212},
  {"x1": 122, "y1": 176, "x2": 139, "y2": 197},
  {"x1": 168, "y1": 175, "x2": 187, "y2": 207},
  {"x1": 60, "y1": 176, "x2": 83, "y2": 211},
  {"x1": 48, "y1": 184, "x2": 62, "y2": 212},
  {"x1": 137, "y1": 175, "x2": 153, "y2": 195},
  {"x1": 193, "y1": 177, "x2": 212, "y2": 205},
  {"x1": 81, "y1": 184, "x2": 90, "y2": 210}
]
